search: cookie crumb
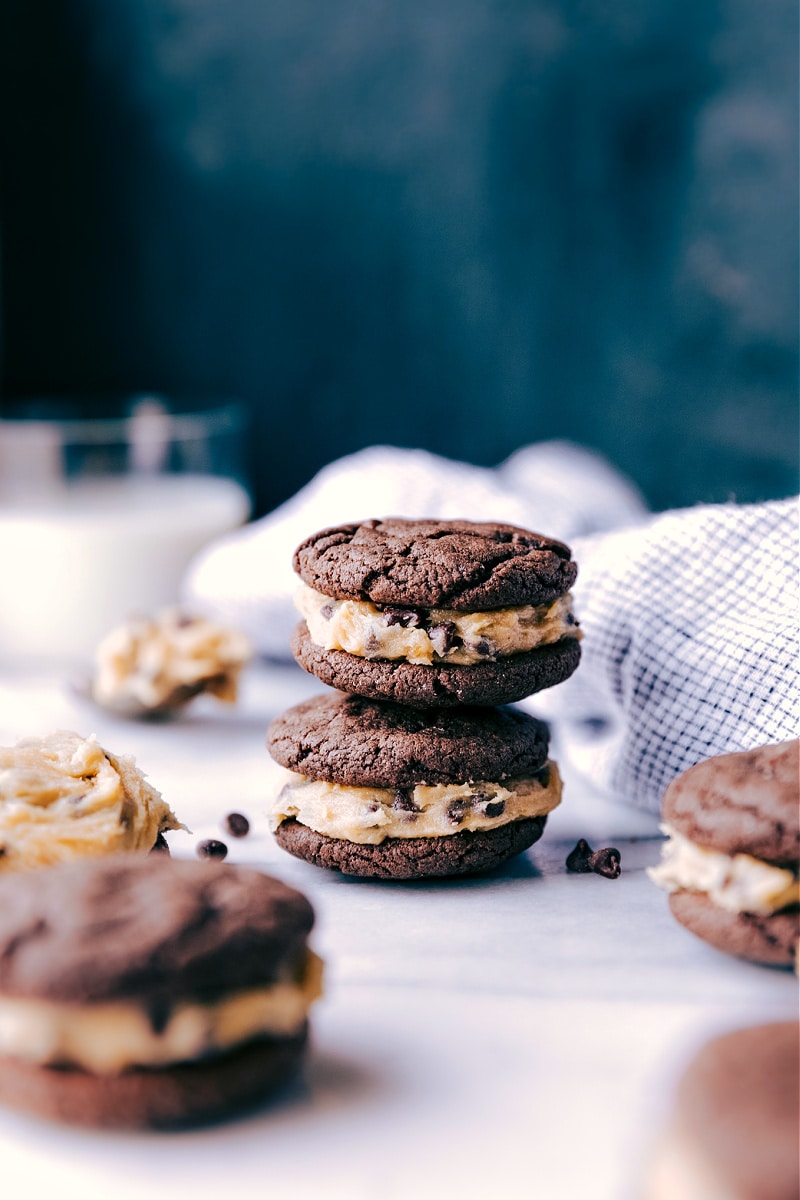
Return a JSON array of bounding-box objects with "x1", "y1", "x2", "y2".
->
[
  {"x1": 224, "y1": 812, "x2": 250, "y2": 838},
  {"x1": 197, "y1": 839, "x2": 228, "y2": 861},
  {"x1": 588, "y1": 846, "x2": 622, "y2": 879},
  {"x1": 566, "y1": 838, "x2": 594, "y2": 872}
]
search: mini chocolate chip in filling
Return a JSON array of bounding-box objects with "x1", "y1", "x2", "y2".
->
[
  {"x1": 224, "y1": 811, "x2": 250, "y2": 838},
  {"x1": 588, "y1": 847, "x2": 621, "y2": 879},
  {"x1": 566, "y1": 838, "x2": 594, "y2": 872},
  {"x1": 534, "y1": 764, "x2": 551, "y2": 789},
  {"x1": 148, "y1": 996, "x2": 173, "y2": 1036},
  {"x1": 565, "y1": 612, "x2": 579, "y2": 626},
  {"x1": 320, "y1": 602, "x2": 335, "y2": 619},
  {"x1": 470, "y1": 637, "x2": 497, "y2": 659},
  {"x1": 383, "y1": 605, "x2": 423, "y2": 628},
  {"x1": 393, "y1": 788, "x2": 421, "y2": 814},
  {"x1": 483, "y1": 799, "x2": 506, "y2": 818},
  {"x1": 427, "y1": 621, "x2": 459, "y2": 657},
  {"x1": 364, "y1": 630, "x2": 381, "y2": 654},
  {"x1": 197, "y1": 838, "x2": 228, "y2": 861},
  {"x1": 446, "y1": 797, "x2": 471, "y2": 825}
]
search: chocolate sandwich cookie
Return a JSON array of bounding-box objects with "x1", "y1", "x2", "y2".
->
[
  {"x1": 644, "y1": 1022, "x2": 799, "y2": 1200},
  {"x1": 291, "y1": 518, "x2": 581, "y2": 706},
  {"x1": 648, "y1": 740, "x2": 799, "y2": 966},
  {"x1": 267, "y1": 692, "x2": 560, "y2": 879},
  {"x1": 0, "y1": 730, "x2": 183, "y2": 871},
  {"x1": 0, "y1": 855, "x2": 321, "y2": 1127}
]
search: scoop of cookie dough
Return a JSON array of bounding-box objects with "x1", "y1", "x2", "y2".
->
[
  {"x1": 0, "y1": 730, "x2": 183, "y2": 871},
  {"x1": 91, "y1": 608, "x2": 252, "y2": 717}
]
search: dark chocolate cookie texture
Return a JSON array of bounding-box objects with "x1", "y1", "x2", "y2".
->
[
  {"x1": 267, "y1": 692, "x2": 549, "y2": 788},
  {"x1": 293, "y1": 518, "x2": 577, "y2": 609}
]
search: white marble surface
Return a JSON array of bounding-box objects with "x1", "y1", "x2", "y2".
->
[{"x1": 0, "y1": 662, "x2": 796, "y2": 1200}]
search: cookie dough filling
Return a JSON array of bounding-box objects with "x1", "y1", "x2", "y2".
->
[
  {"x1": 269, "y1": 761, "x2": 562, "y2": 844},
  {"x1": 0, "y1": 951, "x2": 323, "y2": 1075},
  {"x1": 0, "y1": 731, "x2": 182, "y2": 870},
  {"x1": 93, "y1": 608, "x2": 252, "y2": 712},
  {"x1": 295, "y1": 584, "x2": 580, "y2": 666},
  {"x1": 648, "y1": 825, "x2": 800, "y2": 916}
]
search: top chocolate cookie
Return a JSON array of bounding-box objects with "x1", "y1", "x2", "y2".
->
[
  {"x1": 0, "y1": 854, "x2": 315, "y2": 1006},
  {"x1": 663, "y1": 739, "x2": 799, "y2": 864},
  {"x1": 293, "y1": 518, "x2": 577, "y2": 610}
]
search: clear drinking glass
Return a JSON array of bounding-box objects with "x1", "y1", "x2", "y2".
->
[{"x1": 0, "y1": 395, "x2": 251, "y2": 664}]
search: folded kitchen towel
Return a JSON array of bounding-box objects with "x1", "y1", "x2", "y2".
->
[
  {"x1": 182, "y1": 443, "x2": 798, "y2": 812},
  {"x1": 529, "y1": 494, "x2": 799, "y2": 812}
]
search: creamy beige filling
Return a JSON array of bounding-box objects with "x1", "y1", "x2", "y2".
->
[
  {"x1": 295, "y1": 583, "x2": 580, "y2": 666},
  {"x1": 0, "y1": 731, "x2": 183, "y2": 871},
  {"x1": 647, "y1": 824, "x2": 800, "y2": 916},
  {"x1": 93, "y1": 607, "x2": 252, "y2": 711},
  {"x1": 0, "y1": 951, "x2": 323, "y2": 1075},
  {"x1": 269, "y1": 762, "x2": 561, "y2": 845}
]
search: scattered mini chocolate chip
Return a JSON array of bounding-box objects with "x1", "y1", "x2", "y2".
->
[
  {"x1": 588, "y1": 846, "x2": 622, "y2": 879},
  {"x1": 428, "y1": 621, "x2": 459, "y2": 656},
  {"x1": 197, "y1": 838, "x2": 228, "y2": 861},
  {"x1": 565, "y1": 838, "x2": 594, "y2": 872},
  {"x1": 176, "y1": 614, "x2": 197, "y2": 628},
  {"x1": 224, "y1": 811, "x2": 250, "y2": 838},
  {"x1": 383, "y1": 606, "x2": 422, "y2": 628},
  {"x1": 393, "y1": 789, "x2": 420, "y2": 813},
  {"x1": 148, "y1": 996, "x2": 172, "y2": 1036},
  {"x1": 364, "y1": 630, "x2": 381, "y2": 654},
  {"x1": 446, "y1": 798, "x2": 469, "y2": 824},
  {"x1": 472, "y1": 636, "x2": 497, "y2": 658},
  {"x1": 483, "y1": 799, "x2": 506, "y2": 818},
  {"x1": 320, "y1": 603, "x2": 335, "y2": 619},
  {"x1": 565, "y1": 612, "x2": 577, "y2": 626}
]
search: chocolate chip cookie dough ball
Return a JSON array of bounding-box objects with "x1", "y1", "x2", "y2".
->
[
  {"x1": 267, "y1": 692, "x2": 560, "y2": 879},
  {"x1": 0, "y1": 730, "x2": 183, "y2": 871},
  {"x1": 0, "y1": 855, "x2": 322, "y2": 1127},
  {"x1": 645, "y1": 1022, "x2": 799, "y2": 1200},
  {"x1": 648, "y1": 740, "x2": 799, "y2": 966},
  {"x1": 291, "y1": 518, "x2": 581, "y2": 707}
]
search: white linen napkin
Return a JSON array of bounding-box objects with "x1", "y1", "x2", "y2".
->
[{"x1": 182, "y1": 442, "x2": 798, "y2": 812}]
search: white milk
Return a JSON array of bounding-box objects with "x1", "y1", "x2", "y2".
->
[{"x1": 0, "y1": 474, "x2": 250, "y2": 663}]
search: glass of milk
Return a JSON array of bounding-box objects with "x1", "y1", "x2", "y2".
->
[{"x1": 0, "y1": 396, "x2": 252, "y2": 664}]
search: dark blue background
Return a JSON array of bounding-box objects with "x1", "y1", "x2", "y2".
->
[{"x1": 1, "y1": 0, "x2": 797, "y2": 516}]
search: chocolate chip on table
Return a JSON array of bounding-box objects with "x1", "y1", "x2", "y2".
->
[
  {"x1": 427, "y1": 621, "x2": 459, "y2": 656},
  {"x1": 383, "y1": 606, "x2": 422, "y2": 628},
  {"x1": 588, "y1": 847, "x2": 622, "y2": 879},
  {"x1": 566, "y1": 838, "x2": 594, "y2": 873},
  {"x1": 197, "y1": 838, "x2": 228, "y2": 861},
  {"x1": 224, "y1": 811, "x2": 250, "y2": 838}
]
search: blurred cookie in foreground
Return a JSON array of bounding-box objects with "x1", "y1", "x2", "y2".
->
[
  {"x1": 291, "y1": 518, "x2": 581, "y2": 707},
  {"x1": 0, "y1": 730, "x2": 183, "y2": 871},
  {"x1": 644, "y1": 1022, "x2": 799, "y2": 1200},
  {"x1": 648, "y1": 740, "x2": 799, "y2": 966},
  {"x1": 267, "y1": 692, "x2": 560, "y2": 879},
  {"x1": 0, "y1": 855, "x2": 321, "y2": 1127},
  {"x1": 90, "y1": 607, "x2": 252, "y2": 719}
]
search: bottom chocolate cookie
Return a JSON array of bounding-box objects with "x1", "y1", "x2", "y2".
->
[
  {"x1": 0, "y1": 1028, "x2": 308, "y2": 1130},
  {"x1": 274, "y1": 816, "x2": 548, "y2": 880},
  {"x1": 668, "y1": 891, "x2": 799, "y2": 968}
]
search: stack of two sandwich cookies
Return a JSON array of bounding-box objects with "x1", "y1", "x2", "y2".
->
[{"x1": 268, "y1": 518, "x2": 582, "y2": 879}]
